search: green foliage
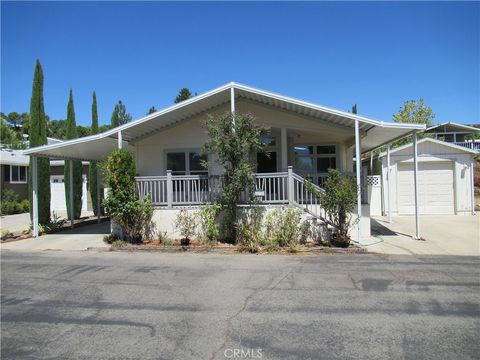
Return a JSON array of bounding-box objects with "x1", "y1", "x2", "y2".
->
[
  {"x1": 175, "y1": 209, "x2": 197, "y2": 240},
  {"x1": 197, "y1": 203, "x2": 222, "y2": 244},
  {"x1": 319, "y1": 169, "x2": 357, "y2": 238},
  {"x1": 103, "y1": 149, "x2": 154, "y2": 242},
  {"x1": 1, "y1": 189, "x2": 29, "y2": 215},
  {"x1": 64, "y1": 90, "x2": 83, "y2": 220},
  {"x1": 202, "y1": 112, "x2": 266, "y2": 242},
  {"x1": 111, "y1": 100, "x2": 132, "y2": 127},
  {"x1": 237, "y1": 206, "x2": 265, "y2": 253},
  {"x1": 352, "y1": 104, "x2": 357, "y2": 114},
  {"x1": 174, "y1": 88, "x2": 193, "y2": 103},
  {"x1": 28, "y1": 59, "x2": 50, "y2": 225},
  {"x1": 1, "y1": 229, "x2": 13, "y2": 240},
  {"x1": 147, "y1": 106, "x2": 157, "y2": 115},
  {"x1": 111, "y1": 240, "x2": 128, "y2": 248},
  {"x1": 393, "y1": 99, "x2": 435, "y2": 147},
  {"x1": 89, "y1": 91, "x2": 103, "y2": 216},
  {"x1": 0, "y1": 119, "x2": 19, "y2": 145},
  {"x1": 40, "y1": 211, "x2": 67, "y2": 234},
  {"x1": 264, "y1": 207, "x2": 310, "y2": 247}
]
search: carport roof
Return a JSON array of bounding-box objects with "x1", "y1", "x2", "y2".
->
[
  {"x1": 24, "y1": 82, "x2": 426, "y2": 161},
  {"x1": 378, "y1": 138, "x2": 478, "y2": 158}
]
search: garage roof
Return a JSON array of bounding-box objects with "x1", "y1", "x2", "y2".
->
[
  {"x1": 24, "y1": 82, "x2": 426, "y2": 161},
  {"x1": 378, "y1": 138, "x2": 478, "y2": 158},
  {"x1": 426, "y1": 122, "x2": 480, "y2": 134}
]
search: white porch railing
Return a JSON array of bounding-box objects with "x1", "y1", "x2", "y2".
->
[
  {"x1": 135, "y1": 167, "x2": 327, "y2": 221},
  {"x1": 453, "y1": 141, "x2": 480, "y2": 151}
]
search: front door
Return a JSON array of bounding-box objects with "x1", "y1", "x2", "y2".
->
[{"x1": 257, "y1": 152, "x2": 277, "y2": 173}]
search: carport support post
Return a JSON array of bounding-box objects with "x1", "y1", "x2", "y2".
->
[
  {"x1": 32, "y1": 155, "x2": 39, "y2": 238},
  {"x1": 355, "y1": 119, "x2": 362, "y2": 242},
  {"x1": 118, "y1": 131, "x2": 123, "y2": 149},
  {"x1": 387, "y1": 144, "x2": 392, "y2": 224},
  {"x1": 166, "y1": 170, "x2": 173, "y2": 209},
  {"x1": 69, "y1": 160, "x2": 74, "y2": 229},
  {"x1": 413, "y1": 132, "x2": 421, "y2": 239},
  {"x1": 470, "y1": 159, "x2": 476, "y2": 215},
  {"x1": 96, "y1": 166, "x2": 101, "y2": 223}
]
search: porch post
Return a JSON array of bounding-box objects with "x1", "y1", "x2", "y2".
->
[
  {"x1": 281, "y1": 127, "x2": 288, "y2": 171},
  {"x1": 355, "y1": 120, "x2": 362, "y2": 242},
  {"x1": 118, "y1": 131, "x2": 123, "y2": 149},
  {"x1": 69, "y1": 160, "x2": 74, "y2": 228},
  {"x1": 471, "y1": 158, "x2": 476, "y2": 215},
  {"x1": 32, "y1": 155, "x2": 39, "y2": 237},
  {"x1": 387, "y1": 144, "x2": 392, "y2": 223},
  {"x1": 413, "y1": 132, "x2": 421, "y2": 239},
  {"x1": 96, "y1": 165, "x2": 101, "y2": 223},
  {"x1": 370, "y1": 151, "x2": 373, "y2": 173},
  {"x1": 166, "y1": 170, "x2": 173, "y2": 208},
  {"x1": 287, "y1": 166, "x2": 294, "y2": 205}
]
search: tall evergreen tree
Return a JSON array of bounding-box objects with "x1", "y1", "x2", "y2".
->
[
  {"x1": 64, "y1": 89, "x2": 83, "y2": 220},
  {"x1": 89, "y1": 91, "x2": 102, "y2": 216},
  {"x1": 352, "y1": 104, "x2": 357, "y2": 114},
  {"x1": 88, "y1": 91, "x2": 102, "y2": 216},
  {"x1": 174, "y1": 88, "x2": 193, "y2": 103},
  {"x1": 110, "y1": 100, "x2": 131, "y2": 127},
  {"x1": 28, "y1": 60, "x2": 51, "y2": 224},
  {"x1": 147, "y1": 106, "x2": 157, "y2": 115}
]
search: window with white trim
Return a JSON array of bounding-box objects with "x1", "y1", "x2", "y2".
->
[
  {"x1": 294, "y1": 144, "x2": 337, "y2": 173},
  {"x1": 166, "y1": 150, "x2": 207, "y2": 175},
  {"x1": 7, "y1": 165, "x2": 28, "y2": 183}
]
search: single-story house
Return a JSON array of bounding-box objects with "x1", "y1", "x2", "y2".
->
[
  {"x1": 0, "y1": 146, "x2": 92, "y2": 212},
  {"x1": 378, "y1": 138, "x2": 477, "y2": 216},
  {"x1": 24, "y1": 82, "x2": 427, "y2": 242}
]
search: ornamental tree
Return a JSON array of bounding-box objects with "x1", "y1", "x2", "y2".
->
[{"x1": 89, "y1": 91, "x2": 102, "y2": 216}]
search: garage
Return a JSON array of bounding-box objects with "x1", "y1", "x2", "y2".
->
[
  {"x1": 50, "y1": 175, "x2": 88, "y2": 212},
  {"x1": 380, "y1": 138, "x2": 476, "y2": 216},
  {"x1": 397, "y1": 161, "x2": 454, "y2": 214}
]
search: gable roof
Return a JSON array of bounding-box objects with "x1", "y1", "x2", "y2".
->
[
  {"x1": 378, "y1": 137, "x2": 478, "y2": 158},
  {"x1": 24, "y1": 82, "x2": 426, "y2": 161},
  {"x1": 426, "y1": 122, "x2": 480, "y2": 133}
]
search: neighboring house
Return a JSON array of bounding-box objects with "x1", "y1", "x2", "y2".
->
[
  {"x1": 378, "y1": 138, "x2": 476, "y2": 216},
  {"x1": 24, "y1": 82, "x2": 427, "y2": 242},
  {"x1": 0, "y1": 140, "x2": 92, "y2": 212},
  {"x1": 425, "y1": 122, "x2": 480, "y2": 151}
]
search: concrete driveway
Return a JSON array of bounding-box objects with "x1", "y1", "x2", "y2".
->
[
  {"x1": 368, "y1": 215, "x2": 480, "y2": 256},
  {"x1": 1, "y1": 222, "x2": 109, "y2": 251},
  {"x1": 0, "y1": 213, "x2": 30, "y2": 233}
]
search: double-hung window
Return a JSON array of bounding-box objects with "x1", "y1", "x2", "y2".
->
[
  {"x1": 166, "y1": 150, "x2": 207, "y2": 175},
  {"x1": 6, "y1": 165, "x2": 27, "y2": 184}
]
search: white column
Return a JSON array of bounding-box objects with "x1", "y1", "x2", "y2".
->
[
  {"x1": 32, "y1": 156, "x2": 39, "y2": 237},
  {"x1": 166, "y1": 170, "x2": 173, "y2": 209},
  {"x1": 96, "y1": 165, "x2": 101, "y2": 223},
  {"x1": 230, "y1": 87, "x2": 235, "y2": 129},
  {"x1": 355, "y1": 120, "x2": 362, "y2": 242},
  {"x1": 413, "y1": 133, "x2": 420, "y2": 239},
  {"x1": 118, "y1": 131, "x2": 123, "y2": 149},
  {"x1": 387, "y1": 144, "x2": 392, "y2": 223},
  {"x1": 370, "y1": 151, "x2": 373, "y2": 173},
  {"x1": 471, "y1": 159, "x2": 476, "y2": 215},
  {"x1": 281, "y1": 127, "x2": 288, "y2": 171},
  {"x1": 69, "y1": 160, "x2": 74, "y2": 228},
  {"x1": 287, "y1": 166, "x2": 294, "y2": 205}
]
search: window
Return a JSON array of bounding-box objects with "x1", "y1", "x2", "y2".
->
[
  {"x1": 294, "y1": 144, "x2": 337, "y2": 174},
  {"x1": 8, "y1": 165, "x2": 27, "y2": 184},
  {"x1": 166, "y1": 150, "x2": 207, "y2": 175}
]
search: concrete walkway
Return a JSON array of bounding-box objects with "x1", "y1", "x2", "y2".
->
[
  {"x1": 367, "y1": 215, "x2": 480, "y2": 256},
  {"x1": 1, "y1": 222, "x2": 109, "y2": 251},
  {"x1": 0, "y1": 211, "x2": 95, "y2": 233}
]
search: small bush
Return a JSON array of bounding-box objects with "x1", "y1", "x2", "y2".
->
[
  {"x1": 111, "y1": 240, "x2": 128, "y2": 248},
  {"x1": 264, "y1": 207, "x2": 309, "y2": 248},
  {"x1": 197, "y1": 203, "x2": 222, "y2": 244},
  {"x1": 40, "y1": 212, "x2": 67, "y2": 234},
  {"x1": 103, "y1": 234, "x2": 119, "y2": 244},
  {"x1": 175, "y1": 209, "x2": 197, "y2": 240},
  {"x1": 1, "y1": 229, "x2": 13, "y2": 240},
  {"x1": 237, "y1": 206, "x2": 265, "y2": 252},
  {"x1": 0, "y1": 189, "x2": 29, "y2": 215}
]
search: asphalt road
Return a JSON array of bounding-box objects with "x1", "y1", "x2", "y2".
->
[{"x1": 1, "y1": 251, "x2": 479, "y2": 360}]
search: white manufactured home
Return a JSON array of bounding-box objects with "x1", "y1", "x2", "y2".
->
[{"x1": 25, "y1": 82, "x2": 428, "y2": 242}]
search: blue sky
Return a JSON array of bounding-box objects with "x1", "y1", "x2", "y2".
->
[{"x1": 1, "y1": 1, "x2": 479, "y2": 127}]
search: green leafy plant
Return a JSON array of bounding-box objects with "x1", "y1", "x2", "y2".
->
[
  {"x1": 103, "y1": 149, "x2": 154, "y2": 243},
  {"x1": 202, "y1": 112, "x2": 266, "y2": 243},
  {"x1": 264, "y1": 207, "x2": 309, "y2": 248},
  {"x1": 42, "y1": 212, "x2": 67, "y2": 233},
  {"x1": 1, "y1": 229, "x2": 13, "y2": 240},
  {"x1": 318, "y1": 169, "x2": 358, "y2": 247},
  {"x1": 237, "y1": 206, "x2": 265, "y2": 253},
  {"x1": 197, "y1": 203, "x2": 222, "y2": 244},
  {"x1": 175, "y1": 209, "x2": 197, "y2": 243},
  {"x1": 1, "y1": 189, "x2": 29, "y2": 215},
  {"x1": 111, "y1": 240, "x2": 128, "y2": 248}
]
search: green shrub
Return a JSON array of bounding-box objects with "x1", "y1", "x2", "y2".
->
[
  {"x1": 237, "y1": 206, "x2": 265, "y2": 252},
  {"x1": 264, "y1": 207, "x2": 309, "y2": 248},
  {"x1": 103, "y1": 149, "x2": 154, "y2": 243},
  {"x1": 40, "y1": 212, "x2": 67, "y2": 234},
  {"x1": 111, "y1": 240, "x2": 127, "y2": 248},
  {"x1": 175, "y1": 209, "x2": 197, "y2": 240},
  {"x1": 1, "y1": 229, "x2": 13, "y2": 240},
  {"x1": 197, "y1": 203, "x2": 222, "y2": 244},
  {"x1": 0, "y1": 189, "x2": 29, "y2": 215}
]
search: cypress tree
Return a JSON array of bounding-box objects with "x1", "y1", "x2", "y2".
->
[
  {"x1": 28, "y1": 60, "x2": 51, "y2": 225},
  {"x1": 89, "y1": 91, "x2": 102, "y2": 216},
  {"x1": 352, "y1": 104, "x2": 357, "y2": 114},
  {"x1": 64, "y1": 89, "x2": 83, "y2": 220}
]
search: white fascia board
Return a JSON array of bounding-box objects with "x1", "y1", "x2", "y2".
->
[
  {"x1": 231, "y1": 82, "x2": 426, "y2": 131},
  {"x1": 426, "y1": 122, "x2": 480, "y2": 132},
  {"x1": 378, "y1": 138, "x2": 478, "y2": 158}
]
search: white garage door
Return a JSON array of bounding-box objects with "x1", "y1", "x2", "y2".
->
[
  {"x1": 50, "y1": 175, "x2": 87, "y2": 212},
  {"x1": 397, "y1": 161, "x2": 454, "y2": 215}
]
